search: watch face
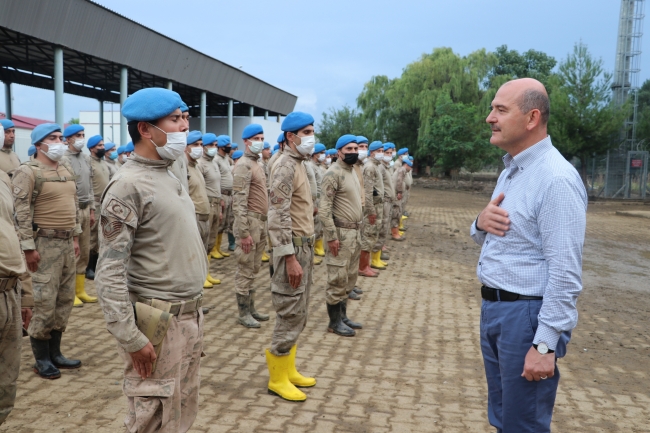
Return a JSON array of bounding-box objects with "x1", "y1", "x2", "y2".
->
[{"x1": 538, "y1": 343, "x2": 549, "y2": 355}]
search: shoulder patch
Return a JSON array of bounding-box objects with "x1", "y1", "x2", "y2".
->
[
  {"x1": 103, "y1": 197, "x2": 137, "y2": 227},
  {"x1": 233, "y1": 174, "x2": 246, "y2": 191}
]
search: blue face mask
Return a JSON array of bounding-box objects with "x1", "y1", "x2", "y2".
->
[{"x1": 109, "y1": 151, "x2": 118, "y2": 160}]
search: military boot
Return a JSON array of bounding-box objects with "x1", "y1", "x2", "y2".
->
[
  {"x1": 327, "y1": 303, "x2": 355, "y2": 337},
  {"x1": 348, "y1": 290, "x2": 361, "y2": 300},
  {"x1": 358, "y1": 251, "x2": 378, "y2": 277},
  {"x1": 236, "y1": 293, "x2": 260, "y2": 328},
  {"x1": 217, "y1": 233, "x2": 230, "y2": 257},
  {"x1": 265, "y1": 349, "x2": 307, "y2": 401},
  {"x1": 370, "y1": 251, "x2": 386, "y2": 270},
  {"x1": 287, "y1": 345, "x2": 316, "y2": 388},
  {"x1": 85, "y1": 251, "x2": 98, "y2": 280},
  {"x1": 30, "y1": 338, "x2": 61, "y2": 379},
  {"x1": 353, "y1": 287, "x2": 363, "y2": 294},
  {"x1": 250, "y1": 290, "x2": 269, "y2": 321},
  {"x1": 391, "y1": 227, "x2": 405, "y2": 241},
  {"x1": 49, "y1": 330, "x2": 81, "y2": 369},
  {"x1": 75, "y1": 274, "x2": 97, "y2": 303},
  {"x1": 228, "y1": 232, "x2": 236, "y2": 251},
  {"x1": 341, "y1": 299, "x2": 362, "y2": 329}
]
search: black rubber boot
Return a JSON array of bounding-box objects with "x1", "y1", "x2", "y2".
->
[
  {"x1": 269, "y1": 264, "x2": 274, "y2": 278},
  {"x1": 30, "y1": 337, "x2": 61, "y2": 379},
  {"x1": 353, "y1": 287, "x2": 363, "y2": 294},
  {"x1": 327, "y1": 303, "x2": 355, "y2": 337},
  {"x1": 236, "y1": 293, "x2": 261, "y2": 328},
  {"x1": 228, "y1": 233, "x2": 236, "y2": 251},
  {"x1": 49, "y1": 330, "x2": 81, "y2": 369},
  {"x1": 348, "y1": 290, "x2": 361, "y2": 300},
  {"x1": 250, "y1": 290, "x2": 269, "y2": 321},
  {"x1": 85, "y1": 251, "x2": 98, "y2": 280},
  {"x1": 381, "y1": 251, "x2": 390, "y2": 261},
  {"x1": 341, "y1": 300, "x2": 363, "y2": 329}
]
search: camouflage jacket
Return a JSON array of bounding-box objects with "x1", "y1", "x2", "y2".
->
[{"x1": 319, "y1": 159, "x2": 363, "y2": 242}]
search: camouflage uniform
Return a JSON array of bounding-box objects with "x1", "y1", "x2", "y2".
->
[
  {"x1": 0, "y1": 171, "x2": 31, "y2": 425},
  {"x1": 90, "y1": 155, "x2": 111, "y2": 254},
  {"x1": 62, "y1": 150, "x2": 95, "y2": 274},
  {"x1": 215, "y1": 153, "x2": 234, "y2": 235},
  {"x1": 0, "y1": 148, "x2": 21, "y2": 177},
  {"x1": 306, "y1": 159, "x2": 324, "y2": 240},
  {"x1": 319, "y1": 159, "x2": 363, "y2": 305},
  {"x1": 96, "y1": 154, "x2": 207, "y2": 433},
  {"x1": 105, "y1": 157, "x2": 118, "y2": 179},
  {"x1": 197, "y1": 153, "x2": 222, "y2": 252},
  {"x1": 232, "y1": 150, "x2": 268, "y2": 295},
  {"x1": 12, "y1": 160, "x2": 81, "y2": 340},
  {"x1": 378, "y1": 162, "x2": 395, "y2": 247},
  {"x1": 404, "y1": 169, "x2": 413, "y2": 215},
  {"x1": 187, "y1": 157, "x2": 211, "y2": 250},
  {"x1": 362, "y1": 157, "x2": 384, "y2": 253},
  {"x1": 170, "y1": 153, "x2": 189, "y2": 193},
  {"x1": 268, "y1": 146, "x2": 314, "y2": 356},
  {"x1": 391, "y1": 164, "x2": 407, "y2": 228}
]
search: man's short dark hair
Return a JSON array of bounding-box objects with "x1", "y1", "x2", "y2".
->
[
  {"x1": 128, "y1": 119, "x2": 160, "y2": 143},
  {"x1": 518, "y1": 89, "x2": 550, "y2": 124}
]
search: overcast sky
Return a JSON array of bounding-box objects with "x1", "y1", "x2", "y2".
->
[{"x1": 1, "y1": 0, "x2": 645, "y2": 127}]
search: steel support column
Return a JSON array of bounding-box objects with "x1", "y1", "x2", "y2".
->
[
  {"x1": 166, "y1": 81, "x2": 172, "y2": 90},
  {"x1": 249, "y1": 105, "x2": 254, "y2": 122},
  {"x1": 264, "y1": 110, "x2": 268, "y2": 120},
  {"x1": 4, "y1": 82, "x2": 12, "y2": 119},
  {"x1": 54, "y1": 47, "x2": 64, "y2": 126},
  {"x1": 99, "y1": 100, "x2": 104, "y2": 137},
  {"x1": 120, "y1": 66, "x2": 128, "y2": 145},
  {"x1": 228, "y1": 99, "x2": 233, "y2": 138},
  {"x1": 200, "y1": 91, "x2": 207, "y2": 134}
]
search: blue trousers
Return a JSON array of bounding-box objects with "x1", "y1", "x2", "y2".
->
[{"x1": 480, "y1": 299, "x2": 569, "y2": 433}]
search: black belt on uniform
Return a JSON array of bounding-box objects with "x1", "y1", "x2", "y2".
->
[
  {"x1": 221, "y1": 189, "x2": 232, "y2": 196},
  {"x1": 481, "y1": 285, "x2": 543, "y2": 302},
  {"x1": 334, "y1": 218, "x2": 361, "y2": 230},
  {"x1": 0, "y1": 277, "x2": 18, "y2": 292},
  {"x1": 79, "y1": 201, "x2": 91, "y2": 209}
]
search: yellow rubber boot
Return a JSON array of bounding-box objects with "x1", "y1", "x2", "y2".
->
[
  {"x1": 210, "y1": 236, "x2": 224, "y2": 260},
  {"x1": 217, "y1": 233, "x2": 230, "y2": 258},
  {"x1": 205, "y1": 256, "x2": 221, "y2": 285},
  {"x1": 265, "y1": 349, "x2": 307, "y2": 401},
  {"x1": 314, "y1": 238, "x2": 325, "y2": 257},
  {"x1": 261, "y1": 251, "x2": 270, "y2": 262},
  {"x1": 288, "y1": 345, "x2": 316, "y2": 388},
  {"x1": 399, "y1": 219, "x2": 406, "y2": 231},
  {"x1": 73, "y1": 296, "x2": 83, "y2": 308},
  {"x1": 402, "y1": 215, "x2": 408, "y2": 221},
  {"x1": 75, "y1": 274, "x2": 97, "y2": 303},
  {"x1": 314, "y1": 256, "x2": 322, "y2": 265},
  {"x1": 370, "y1": 251, "x2": 386, "y2": 270}
]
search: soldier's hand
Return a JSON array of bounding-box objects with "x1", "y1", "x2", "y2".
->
[
  {"x1": 328, "y1": 240, "x2": 339, "y2": 257},
  {"x1": 397, "y1": 193, "x2": 403, "y2": 200},
  {"x1": 24, "y1": 250, "x2": 40, "y2": 273},
  {"x1": 313, "y1": 206, "x2": 318, "y2": 216},
  {"x1": 73, "y1": 238, "x2": 81, "y2": 257},
  {"x1": 90, "y1": 209, "x2": 96, "y2": 227},
  {"x1": 368, "y1": 214, "x2": 376, "y2": 225},
  {"x1": 241, "y1": 235, "x2": 253, "y2": 254},
  {"x1": 130, "y1": 342, "x2": 157, "y2": 380},
  {"x1": 477, "y1": 193, "x2": 510, "y2": 236},
  {"x1": 285, "y1": 255, "x2": 303, "y2": 289},
  {"x1": 21, "y1": 308, "x2": 32, "y2": 330}
]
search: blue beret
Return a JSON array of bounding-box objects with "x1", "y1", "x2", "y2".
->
[
  {"x1": 231, "y1": 142, "x2": 238, "y2": 149},
  {"x1": 404, "y1": 158, "x2": 413, "y2": 167},
  {"x1": 104, "y1": 142, "x2": 116, "y2": 152},
  {"x1": 314, "y1": 143, "x2": 326, "y2": 154},
  {"x1": 277, "y1": 132, "x2": 285, "y2": 144},
  {"x1": 397, "y1": 148, "x2": 409, "y2": 156},
  {"x1": 263, "y1": 141, "x2": 271, "y2": 150},
  {"x1": 180, "y1": 101, "x2": 189, "y2": 113},
  {"x1": 116, "y1": 145, "x2": 125, "y2": 155},
  {"x1": 28, "y1": 145, "x2": 37, "y2": 156},
  {"x1": 383, "y1": 142, "x2": 395, "y2": 151},
  {"x1": 31, "y1": 123, "x2": 62, "y2": 145},
  {"x1": 187, "y1": 130, "x2": 203, "y2": 145},
  {"x1": 356, "y1": 136, "x2": 368, "y2": 144},
  {"x1": 281, "y1": 111, "x2": 314, "y2": 132},
  {"x1": 369, "y1": 141, "x2": 383, "y2": 152},
  {"x1": 0, "y1": 119, "x2": 15, "y2": 129},
  {"x1": 202, "y1": 133, "x2": 218, "y2": 146},
  {"x1": 87, "y1": 135, "x2": 103, "y2": 149},
  {"x1": 409, "y1": 156, "x2": 414, "y2": 161},
  {"x1": 326, "y1": 149, "x2": 337, "y2": 156},
  {"x1": 217, "y1": 135, "x2": 231, "y2": 147},
  {"x1": 242, "y1": 123, "x2": 264, "y2": 140},
  {"x1": 232, "y1": 150, "x2": 244, "y2": 160},
  {"x1": 273, "y1": 143, "x2": 280, "y2": 151},
  {"x1": 335, "y1": 134, "x2": 357, "y2": 150},
  {"x1": 63, "y1": 124, "x2": 84, "y2": 138},
  {"x1": 124, "y1": 142, "x2": 134, "y2": 153},
  {"x1": 121, "y1": 88, "x2": 183, "y2": 122}
]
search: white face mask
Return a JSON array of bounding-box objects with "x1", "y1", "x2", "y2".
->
[
  {"x1": 390, "y1": 160, "x2": 395, "y2": 167},
  {"x1": 293, "y1": 134, "x2": 316, "y2": 156},
  {"x1": 149, "y1": 123, "x2": 187, "y2": 160},
  {"x1": 206, "y1": 147, "x2": 217, "y2": 157},
  {"x1": 71, "y1": 138, "x2": 85, "y2": 151},
  {"x1": 189, "y1": 146, "x2": 203, "y2": 160},
  {"x1": 318, "y1": 154, "x2": 326, "y2": 162},
  {"x1": 358, "y1": 150, "x2": 368, "y2": 161},
  {"x1": 325, "y1": 157, "x2": 331, "y2": 166},
  {"x1": 374, "y1": 152, "x2": 384, "y2": 161},
  {"x1": 0, "y1": 126, "x2": 4, "y2": 146},
  {"x1": 41, "y1": 142, "x2": 67, "y2": 161},
  {"x1": 383, "y1": 155, "x2": 392, "y2": 163},
  {"x1": 402, "y1": 154, "x2": 409, "y2": 161},
  {"x1": 249, "y1": 140, "x2": 264, "y2": 154}
]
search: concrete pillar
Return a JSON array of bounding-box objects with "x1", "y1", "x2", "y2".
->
[
  {"x1": 54, "y1": 47, "x2": 64, "y2": 126},
  {"x1": 4, "y1": 82, "x2": 12, "y2": 119},
  {"x1": 228, "y1": 99, "x2": 233, "y2": 138},
  {"x1": 249, "y1": 105, "x2": 254, "y2": 122},
  {"x1": 166, "y1": 81, "x2": 172, "y2": 90},
  {"x1": 120, "y1": 66, "x2": 128, "y2": 145},
  {"x1": 277, "y1": 115, "x2": 281, "y2": 123},
  {"x1": 200, "y1": 91, "x2": 207, "y2": 134},
  {"x1": 99, "y1": 100, "x2": 104, "y2": 137},
  {"x1": 264, "y1": 110, "x2": 268, "y2": 120}
]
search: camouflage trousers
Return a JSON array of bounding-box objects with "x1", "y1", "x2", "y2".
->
[
  {"x1": 76, "y1": 207, "x2": 91, "y2": 274},
  {"x1": 0, "y1": 283, "x2": 21, "y2": 425},
  {"x1": 218, "y1": 194, "x2": 233, "y2": 234},
  {"x1": 90, "y1": 217, "x2": 99, "y2": 254},
  {"x1": 233, "y1": 216, "x2": 266, "y2": 296},
  {"x1": 391, "y1": 198, "x2": 403, "y2": 228},
  {"x1": 196, "y1": 214, "x2": 210, "y2": 253},
  {"x1": 376, "y1": 199, "x2": 392, "y2": 250},
  {"x1": 28, "y1": 236, "x2": 76, "y2": 340},
  {"x1": 325, "y1": 227, "x2": 361, "y2": 305},
  {"x1": 363, "y1": 201, "x2": 383, "y2": 252},
  {"x1": 270, "y1": 245, "x2": 313, "y2": 356},
  {"x1": 314, "y1": 213, "x2": 323, "y2": 241},
  {"x1": 119, "y1": 309, "x2": 204, "y2": 433},
  {"x1": 207, "y1": 200, "x2": 221, "y2": 253}
]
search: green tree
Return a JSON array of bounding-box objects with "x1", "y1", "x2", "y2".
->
[
  {"x1": 489, "y1": 45, "x2": 557, "y2": 86},
  {"x1": 68, "y1": 117, "x2": 79, "y2": 124},
  {"x1": 634, "y1": 79, "x2": 650, "y2": 149},
  {"x1": 316, "y1": 105, "x2": 368, "y2": 148},
  {"x1": 549, "y1": 42, "x2": 629, "y2": 184}
]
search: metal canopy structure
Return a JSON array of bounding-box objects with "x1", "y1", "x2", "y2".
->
[{"x1": 0, "y1": 0, "x2": 296, "y2": 121}]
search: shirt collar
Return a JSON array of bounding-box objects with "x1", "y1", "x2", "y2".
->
[{"x1": 503, "y1": 135, "x2": 553, "y2": 172}]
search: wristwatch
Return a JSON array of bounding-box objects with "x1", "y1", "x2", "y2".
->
[{"x1": 533, "y1": 343, "x2": 554, "y2": 355}]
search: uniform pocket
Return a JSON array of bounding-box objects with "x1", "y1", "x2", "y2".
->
[
  {"x1": 123, "y1": 378, "x2": 175, "y2": 428},
  {"x1": 326, "y1": 257, "x2": 347, "y2": 288}
]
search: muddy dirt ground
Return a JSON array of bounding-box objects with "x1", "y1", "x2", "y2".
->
[{"x1": 1, "y1": 186, "x2": 649, "y2": 432}]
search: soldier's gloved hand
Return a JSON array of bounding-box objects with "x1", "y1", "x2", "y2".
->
[
  {"x1": 328, "y1": 240, "x2": 339, "y2": 257},
  {"x1": 368, "y1": 214, "x2": 376, "y2": 225},
  {"x1": 24, "y1": 250, "x2": 41, "y2": 273},
  {"x1": 130, "y1": 342, "x2": 157, "y2": 379},
  {"x1": 285, "y1": 255, "x2": 303, "y2": 289},
  {"x1": 241, "y1": 235, "x2": 253, "y2": 254},
  {"x1": 90, "y1": 209, "x2": 96, "y2": 227},
  {"x1": 21, "y1": 307, "x2": 32, "y2": 330},
  {"x1": 73, "y1": 237, "x2": 81, "y2": 257}
]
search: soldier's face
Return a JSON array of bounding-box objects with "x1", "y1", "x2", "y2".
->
[
  {"x1": 38, "y1": 132, "x2": 64, "y2": 152},
  {"x1": 182, "y1": 112, "x2": 190, "y2": 128},
  {"x1": 262, "y1": 148, "x2": 271, "y2": 159},
  {"x1": 339, "y1": 142, "x2": 359, "y2": 157},
  {"x1": 385, "y1": 149, "x2": 393, "y2": 158},
  {"x1": 3, "y1": 127, "x2": 15, "y2": 147},
  {"x1": 358, "y1": 143, "x2": 368, "y2": 151}
]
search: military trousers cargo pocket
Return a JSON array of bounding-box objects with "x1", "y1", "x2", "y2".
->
[
  {"x1": 30, "y1": 273, "x2": 51, "y2": 303},
  {"x1": 326, "y1": 257, "x2": 348, "y2": 288},
  {"x1": 270, "y1": 250, "x2": 309, "y2": 296},
  {"x1": 123, "y1": 377, "x2": 175, "y2": 429}
]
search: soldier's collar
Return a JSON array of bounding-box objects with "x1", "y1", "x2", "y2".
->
[{"x1": 131, "y1": 152, "x2": 174, "y2": 168}]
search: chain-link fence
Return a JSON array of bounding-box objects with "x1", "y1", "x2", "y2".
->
[{"x1": 585, "y1": 150, "x2": 649, "y2": 199}]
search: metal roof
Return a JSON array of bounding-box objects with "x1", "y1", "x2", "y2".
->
[{"x1": 0, "y1": 0, "x2": 297, "y2": 117}]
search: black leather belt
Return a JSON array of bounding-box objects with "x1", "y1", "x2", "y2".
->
[{"x1": 481, "y1": 285, "x2": 543, "y2": 302}]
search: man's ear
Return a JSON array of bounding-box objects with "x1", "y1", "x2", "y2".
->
[{"x1": 138, "y1": 121, "x2": 153, "y2": 139}]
